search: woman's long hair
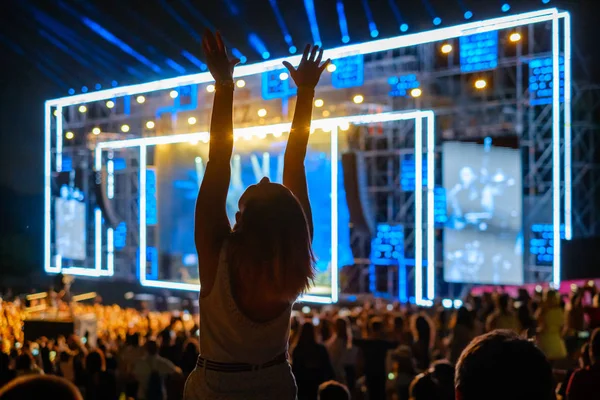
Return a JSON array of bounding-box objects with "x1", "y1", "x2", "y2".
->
[
  {"x1": 232, "y1": 182, "x2": 315, "y2": 301},
  {"x1": 331, "y1": 317, "x2": 352, "y2": 349},
  {"x1": 295, "y1": 322, "x2": 318, "y2": 349}
]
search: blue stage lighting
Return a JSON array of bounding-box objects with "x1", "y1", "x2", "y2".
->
[
  {"x1": 542, "y1": 0, "x2": 550, "y2": 3},
  {"x1": 370, "y1": 29, "x2": 379, "y2": 38},
  {"x1": 502, "y1": 3, "x2": 511, "y2": 12},
  {"x1": 248, "y1": 33, "x2": 270, "y2": 60},
  {"x1": 81, "y1": 86, "x2": 88, "y2": 93},
  {"x1": 304, "y1": 0, "x2": 322, "y2": 47},
  {"x1": 262, "y1": 51, "x2": 270, "y2": 60},
  {"x1": 433, "y1": 17, "x2": 442, "y2": 26},
  {"x1": 400, "y1": 24, "x2": 409, "y2": 32},
  {"x1": 95, "y1": 83, "x2": 102, "y2": 90},
  {"x1": 289, "y1": 46, "x2": 297, "y2": 54},
  {"x1": 336, "y1": 0, "x2": 350, "y2": 44},
  {"x1": 464, "y1": 11, "x2": 473, "y2": 19},
  {"x1": 342, "y1": 35, "x2": 350, "y2": 43},
  {"x1": 68, "y1": 88, "x2": 75, "y2": 95}
]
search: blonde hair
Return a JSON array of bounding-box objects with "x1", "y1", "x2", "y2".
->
[{"x1": 232, "y1": 182, "x2": 315, "y2": 301}]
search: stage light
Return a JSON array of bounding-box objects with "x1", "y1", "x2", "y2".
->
[
  {"x1": 136, "y1": 95, "x2": 146, "y2": 104},
  {"x1": 53, "y1": 110, "x2": 60, "y2": 117},
  {"x1": 289, "y1": 46, "x2": 297, "y2": 54},
  {"x1": 279, "y1": 72, "x2": 289, "y2": 80},
  {"x1": 441, "y1": 44, "x2": 453, "y2": 54},
  {"x1": 542, "y1": 0, "x2": 550, "y2": 3},
  {"x1": 370, "y1": 30, "x2": 379, "y2": 38},
  {"x1": 206, "y1": 84, "x2": 215, "y2": 93},
  {"x1": 353, "y1": 94, "x2": 364, "y2": 104},
  {"x1": 81, "y1": 86, "x2": 88, "y2": 93},
  {"x1": 340, "y1": 122, "x2": 350, "y2": 131},
  {"x1": 509, "y1": 32, "x2": 522, "y2": 42},
  {"x1": 68, "y1": 88, "x2": 75, "y2": 95},
  {"x1": 342, "y1": 35, "x2": 350, "y2": 43},
  {"x1": 92, "y1": 127, "x2": 101, "y2": 135},
  {"x1": 257, "y1": 108, "x2": 267, "y2": 117},
  {"x1": 146, "y1": 121, "x2": 155, "y2": 129},
  {"x1": 322, "y1": 110, "x2": 330, "y2": 117},
  {"x1": 502, "y1": 3, "x2": 511, "y2": 12},
  {"x1": 169, "y1": 90, "x2": 178, "y2": 99},
  {"x1": 464, "y1": 11, "x2": 473, "y2": 20},
  {"x1": 327, "y1": 63, "x2": 337, "y2": 72},
  {"x1": 121, "y1": 124, "x2": 130, "y2": 132},
  {"x1": 314, "y1": 99, "x2": 324, "y2": 107},
  {"x1": 400, "y1": 24, "x2": 409, "y2": 32},
  {"x1": 302, "y1": 306, "x2": 310, "y2": 314},
  {"x1": 95, "y1": 83, "x2": 102, "y2": 90},
  {"x1": 106, "y1": 100, "x2": 115, "y2": 109},
  {"x1": 410, "y1": 88, "x2": 422, "y2": 98},
  {"x1": 262, "y1": 51, "x2": 270, "y2": 60},
  {"x1": 433, "y1": 17, "x2": 442, "y2": 26},
  {"x1": 188, "y1": 116, "x2": 197, "y2": 125},
  {"x1": 273, "y1": 131, "x2": 283, "y2": 138},
  {"x1": 65, "y1": 131, "x2": 74, "y2": 140},
  {"x1": 111, "y1": 80, "x2": 118, "y2": 87},
  {"x1": 78, "y1": 105, "x2": 87, "y2": 113},
  {"x1": 474, "y1": 79, "x2": 487, "y2": 89},
  {"x1": 236, "y1": 79, "x2": 246, "y2": 88}
]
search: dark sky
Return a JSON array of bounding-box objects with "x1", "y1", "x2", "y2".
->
[{"x1": 0, "y1": 0, "x2": 598, "y2": 228}]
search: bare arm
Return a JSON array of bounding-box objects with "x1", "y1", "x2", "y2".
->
[
  {"x1": 282, "y1": 45, "x2": 330, "y2": 239},
  {"x1": 194, "y1": 30, "x2": 240, "y2": 297}
]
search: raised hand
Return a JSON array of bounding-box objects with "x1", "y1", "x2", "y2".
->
[
  {"x1": 282, "y1": 45, "x2": 331, "y2": 90},
  {"x1": 202, "y1": 29, "x2": 240, "y2": 83}
]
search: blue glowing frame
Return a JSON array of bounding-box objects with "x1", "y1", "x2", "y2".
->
[
  {"x1": 45, "y1": 8, "x2": 571, "y2": 292},
  {"x1": 94, "y1": 110, "x2": 433, "y2": 304}
]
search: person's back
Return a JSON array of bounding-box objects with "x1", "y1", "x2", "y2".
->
[
  {"x1": 566, "y1": 328, "x2": 600, "y2": 400},
  {"x1": 0, "y1": 375, "x2": 83, "y2": 400},
  {"x1": 293, "y1": 322, "x2": 335, "y2": 400},
  {"x1": 134, "y1": 341, "x2": 180, "y2": 400},
  {"x1": 486, "y1": 294, "x2": 521, "y2": 333},
  {"x1": 455, "y1": 329, "x2": 554, "y2": 400}
]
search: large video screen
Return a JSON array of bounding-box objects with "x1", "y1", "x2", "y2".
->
[
  {"x1": 443, "y1": 141, "x2": 523, "y2": 285},
  {"x1": 54, "y1": 170, "x2": 87, "y2": 261},
  {"x1": 150, "y1": 132, "x2": 352, "y2": 296}
]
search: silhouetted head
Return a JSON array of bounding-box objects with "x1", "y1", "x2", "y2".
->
[
  {"x1": 296, "y1": 322, "x2": 317, "y2": 347},
  {"x1": 85, "y1": 349, "x2": 105, "y2": 375},
  {"x1": 232, "y1": 177, "x2": 315, "y2": 300},
  {"x1": 318, "y1": 380, "x2": 350, "y2": 400},
  {"x1": 145, "y1": 340, "x2": 159, "y2": 356},
  {"x1": 0, "y1": 375, "x2": 83, "y2": 400},
  {"x1": 591, "y1": 328, "x2": 600, "y2": 365}
]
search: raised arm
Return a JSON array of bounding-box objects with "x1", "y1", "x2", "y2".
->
[
  {"x1": 194, "y1": 30, "x2": 240, "y2": 296},
  {"x1": 282, "y1": 45, "x2": 330, "y2": 239}
]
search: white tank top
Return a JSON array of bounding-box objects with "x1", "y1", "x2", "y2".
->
[{"x1": 199, "y1": 241, "x2": 292, "y2": 364}]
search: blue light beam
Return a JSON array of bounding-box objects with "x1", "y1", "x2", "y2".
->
[
  {"x1": 269, "y1": 0, "x2": 295, "y2": 51},
  {"x1": 336, "y1": 0, "x2": 350, "y2": 43},
  {"x1": 387, "y1": 0, "x2": 408, "y2": 32},
  {"x1": 362, "y1": 0, "x2": 379, "y2": 38},
  {"x1": 248, "y1": 33, "x2": 271, "y2": 59},
  {"x1": 303, "y1": 0, "x2": 322, "y2": 46}
]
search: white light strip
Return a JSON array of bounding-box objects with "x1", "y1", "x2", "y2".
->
[
  {"x1": 107, "y1": 227, "x2": 114, "y2": 276},
  {"x1": 426, "y1": 112, "x2": 435, "y2": 300},
  {"x1": 56, "y1": 106, "x2": 63, "y2": 172},
  {"x1": 107, "y1": 159, "x2": 115, "y2": 199},
  {"x1": 140, "y1": 279, "x2": 199, "y2": 291},
  {"x1": 46, "y1": 8, "x2": 559, "y2": 107},
  {"x1": 62, "y1": 267, "x2": 103, "y2": 277},
  {"x1": 55, "y1": 255, "x2": 62, "y2": 272},
  {"x1": 563, "y1": 12, "x2": 572, "y2": 240},
  {"x1": 139, "y1": 145, "x2": 147, "y2": 283},
  {"x1": 44, "y1": 103, "x2": 58, "y2": 273},
  {"x1": 414, "y1": 117, "x2": 424, "y2": 304},
  {"x1": 552, "y1": 16, "x2": 561, "y2": 287},
  {"x1": 331, "y1": 126, "x2": 339, "y2": 303},
  {"x1": 297, "y1": 294, "x2": 334, "y2": 304},
  {"x1": 95, "y1": 208, "x2": 102, "y2": 273}
]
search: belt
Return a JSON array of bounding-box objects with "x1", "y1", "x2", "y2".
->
[{"x1": 196, "y1": 352, "x2": 288, "y2": 372}]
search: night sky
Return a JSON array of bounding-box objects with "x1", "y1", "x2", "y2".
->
[{"x1": 0, "y1": 0, "x2": 598, "y2": 275}]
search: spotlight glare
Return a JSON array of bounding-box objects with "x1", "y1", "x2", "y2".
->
[
  {"x1": 326, "y1": 63, "x2": 337, "y2": 72},
  {"x1": 342, "y1": 35, "x2": 350, "y2": 43},
  {"x1": 78, "y1": 105, "x2": 87, "y2": 113},
  {"x1": 169, "y1": 90, "x2": 179, "y2": 99},
  {"x1": 257, "y1": 108, "x2": 267, "y2": 117},
  {"x1": 370, "y1": 30, "x2": 379, "y2": 38},
  {"x1": 106, "y1": 100, "x2": 115, "y2": 109},
  {"x1": 340, "y1": 122, "x2": 350, "y2": 131},
  {"x1": 502, "y1": 3, "x2": 511, "y2": 12},
  {"x1": 279, "y1": 72, "x2": 289, "y2": 81},
  {"x1": 441, "y1": 44, "x2": 453, "y2": 54},
  {"x1": 509, "y1": 32, "x2": 522, "y2": 42},
  {"x1": 65, "y1": 131, "x2": 74, "y2": 140},
  {"x1": 53, "y1": 110, "x2": 60, "y2": 117},
  {"x1": 322, "y1": 110, "x2": 330, "y2": 117},
  {"x1": 410, "y1": 88, "x2": 423, "y2": 98},
  {"x1": 188, "y1": 116, "x2": 197, "y2": 125},
  {"x1": 262, "y1": 51, "x2": 270, "y2": 60},
  {"x1": 136, "y1": 95, "x2": 146, "y2": 104},
  {"x1": 289, "y1": 46, "x2": 297, "y2": 54},
  {"x1": 314, "y1": 99, "x2": 324, "y2": 107},
  {"x1": 236, "y1": 79, "x2": 246, "y2": 88},
  {"x1": 475, "y1": 79, "x2": 487, "y2": 89},
  {"x1": 92, "y1": 127, "x2": 101, "y2": 135},
  {"x1": 206, "y1": 84, "x2": 215, "y2": 93},
  {"x1": 353, "y1": 94, "x2": 364, "y2": 104},
  {"x1": 400, "y1": 24, "x2": 409, "y2": 32},
  {"x1": 121, "y1": 124, "x2": 130, "y2": 133},
  {"x1": 433, "y1": 17, "x2": 442, "y2": 26},
  {"x1": 464, "y1": 11, "x2": 473, "y2": 20},
  {"x1": 146, "y1": 121, "x2": 155, "y2": 129}
]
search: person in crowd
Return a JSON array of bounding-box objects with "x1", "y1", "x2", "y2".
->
[
  {"x1": 566, "y1": 328, "x2": 600, "y2": 400},
  {"x1": 411, "y1": 314, "x2": 435, "y2": 371},
  {"x1": 317, "y1": 380, "x2": 350, "y2": 400},
  {"x1": 389, "y1": 345, "x2": 417, "y2": 400},
  {"x1": 14, "y1": 352, "x2": 43, "y2": 377},
  {"x1": 354, "y1": 317, "x2": 398, "y2": 400},
  {"x1": 516, "y1": 302, "x2": 536, "y2": 338},
  {"x1": 82, "y1": 349, "x2": 117, "y2": 400},
  {"x1": 325, "y1": 317, "x2": 357, "y2": 390},
  {"x1": 556, "y1": 342, "x2": 590, "y2": 399},
  {"x1": 184, "y1": 28, "x2": 329, "y2": 400},
  {"x1": 0, "y1": 375, "x2": 83, "y2": 400},
  {"x1": 447, "y1": 306, "x2": 476, "y2": 366},
  {"x1": 536, "y1": 289, "x2": 567, "y2": 362},
  {"x1": 118, "y1": 332, "x2": 145, "y2": 399},
  {"x1": 485, "y1": 293, "x2": 521, "y2": 333},
  {"x1": 292, "y1": 322, "x2": 335, "y2": 400},
  {"x1": 455, "y1": 330, "x2": 555, "y2": 400},
  {"x1": 133, "y1": 340, "x2": 181, "y2": 400},
  {"x1": 180, "y1": 338, "x2": 200, "y2": 379},
  {"x1": 0, "y1": 352, "x2": 16, "y2": 387}
]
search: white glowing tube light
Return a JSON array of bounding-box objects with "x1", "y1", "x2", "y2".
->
[
  {"x1": 95, "y1": 208, "x2": 102, "y2": 273},
  {"x1": 563, "y1": 12, "x2": 572, "y2": 241},
  {"x1": 330, "y1": 126, "x2": 339, "y2": 303},
  {"x1": 552, "y1": 15, "x2": 561, "y2": 287},
  {"x1": 414, "y1": 117, "x2": 424, "y2": 304},
  {"x1": 46, "y1": 9, "x2": 560, "y2": 108},
  {"x1": 426, "y1": 113, "x2": 435, "y2": 300},
  {"x1": 44, "y1": 104, "x2": 58, "y2": 273},
  {"x1": 107, "y1": 227, "x2": 114, "y2": 277},
  {"x1": 56, "y1": 106, "x2": 63, "y2": 172}
]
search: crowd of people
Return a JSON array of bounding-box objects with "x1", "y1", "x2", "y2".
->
[{"x1": 2, "y1": 284, "x2": 600, "y2": 399}]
